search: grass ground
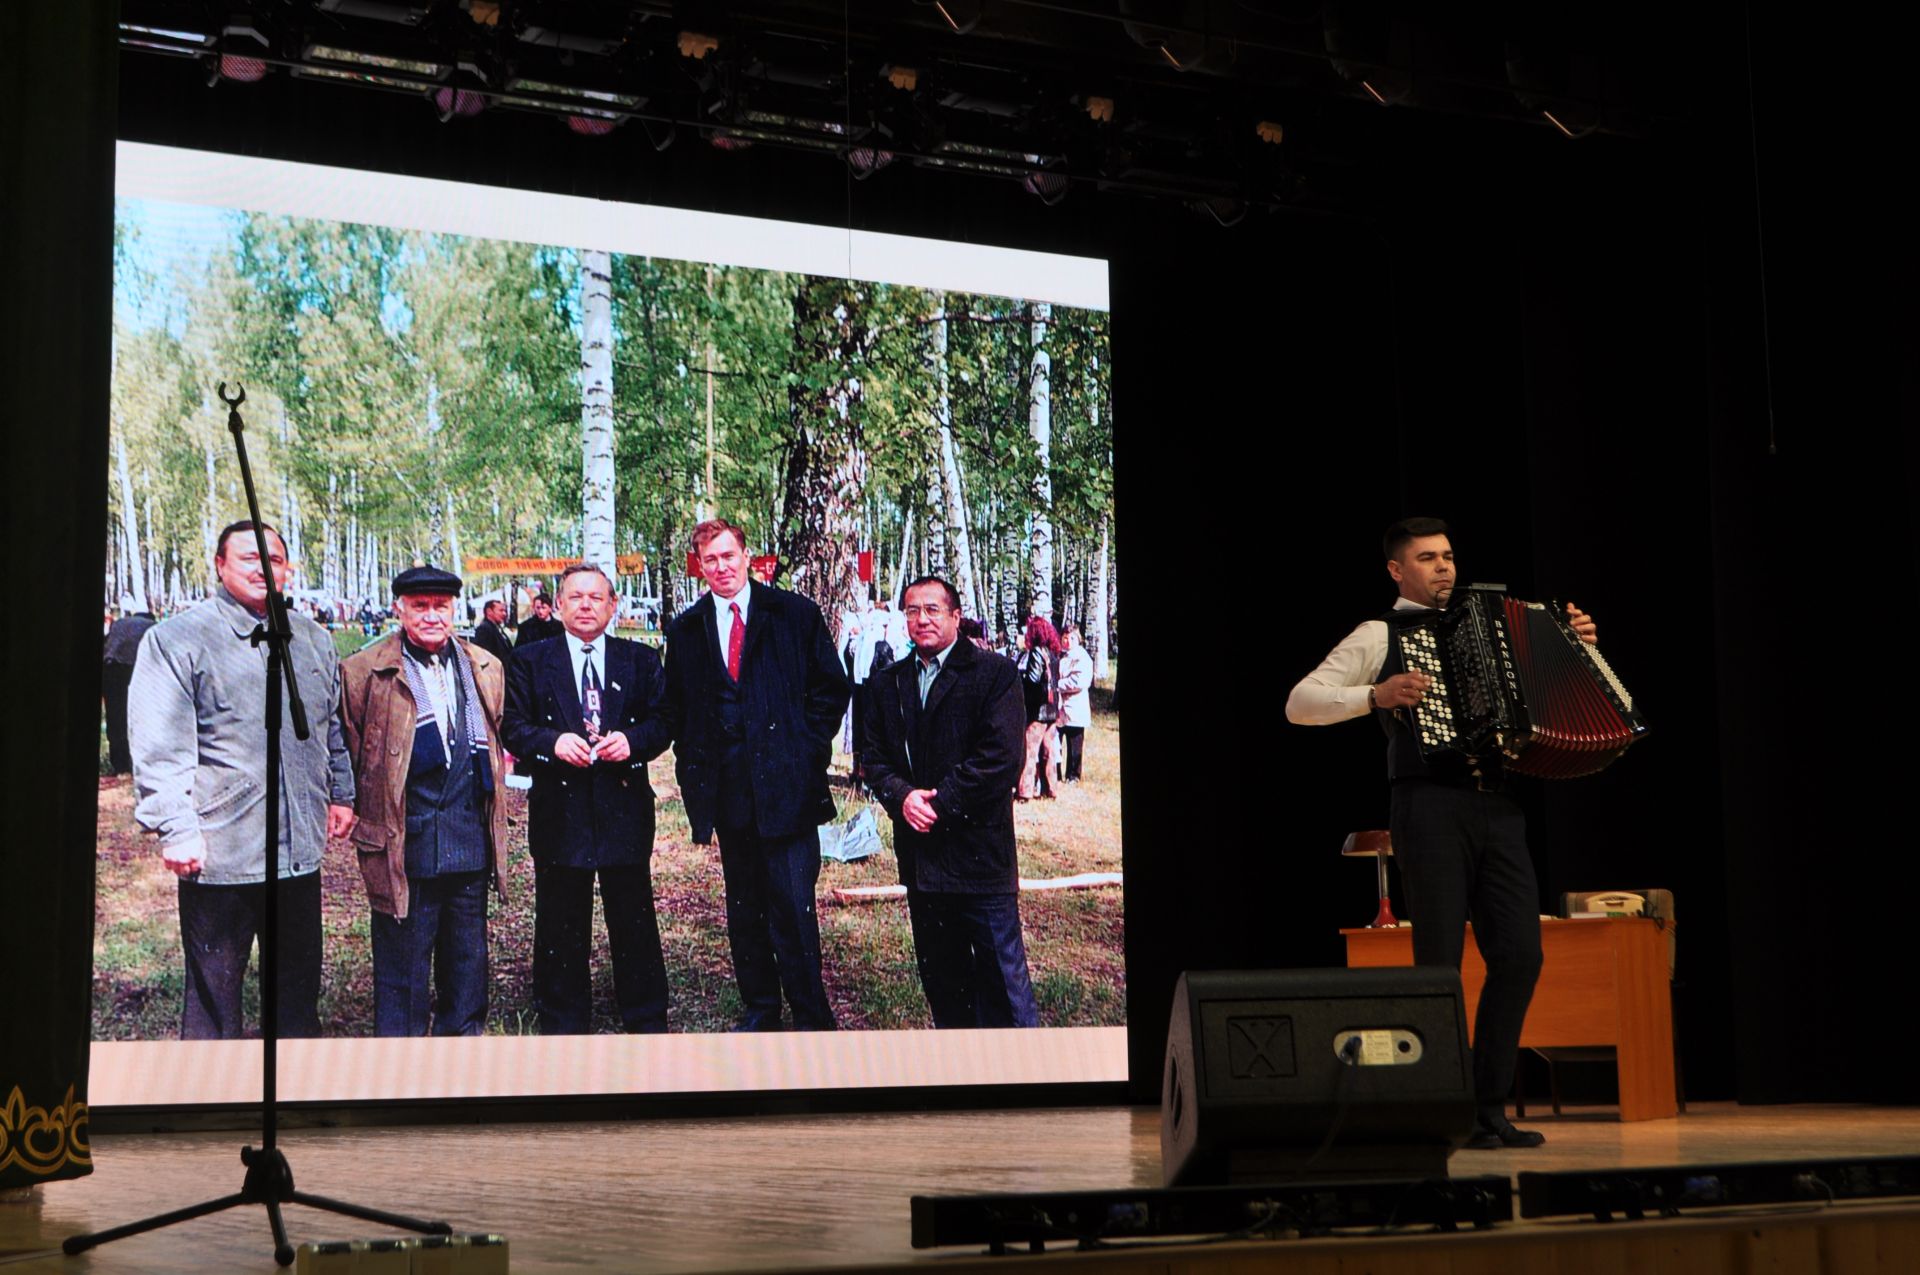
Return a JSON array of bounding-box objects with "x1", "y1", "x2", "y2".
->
[{"x1": 92, "y1": 684, "x2": 1124, "y2": 1036}]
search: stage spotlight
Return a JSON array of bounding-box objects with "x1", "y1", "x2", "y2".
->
[
  {"x1": 848, "y1": 148, "x2": 894, "y2": 179},
  {"x1": 925, "y1": 0, "x2": 982, "y2": 35},
  {"x1": 216, "y1": 22, "x2": 271, "y2": 84},
  {"x1": 1541, "y1": 109, "x2": 1595, "y2": 139},
  {"x1": 1323, "y1": 4, "x2": 1412, "y2": 105},
  {"x1": 1121, "y1": 0, "x2": 1211, "y2": 71},
  {"x1": 433, "y1": 86, "x2": 486, "y2": 119},
  {"x1": 219, "y1": 53, "x2": 268, "y2": 82},
  {"x1": 559, "y1": 85, "x2": 626, "y2": 136},
  {"x1": 1191, "y1": 197, "x2": 1247, "y2": 228},
  {"x1": 641, "y1": 119, "x2": 677, "y2": 152},
  {"x1": 711, "y1": 133, "x2": 753, "y2": 152},
  {"x1": 1021, "y1": 169, "x2": 1069, "y2": 206},
  {"x1": 429, "y1": 61, "x2": 491, "y2": 121},
  {"x1": 1507, "y1": 40, "x2": 1602, "y2": 138}
]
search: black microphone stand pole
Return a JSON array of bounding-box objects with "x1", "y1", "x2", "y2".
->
[{"x1": 65, "y1": 384, "x2": 451, "y2": 1268}]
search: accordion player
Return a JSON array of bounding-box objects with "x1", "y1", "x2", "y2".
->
[{"x1": 1387, "y1": 584, "x2": 1647, "y2": 779}]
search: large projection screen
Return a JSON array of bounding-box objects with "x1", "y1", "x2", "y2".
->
[{"x1": 95, "y1": 142, "x2": 1121, "y2": 1106}]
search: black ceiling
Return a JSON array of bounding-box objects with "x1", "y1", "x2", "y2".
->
[{"x1": 115, "y1": 1, "x2": 1705, "y2": 217}]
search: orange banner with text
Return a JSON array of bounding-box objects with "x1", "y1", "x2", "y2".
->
[{"x1": 465, "y1": 555, "x2": 647, "y2": 575}]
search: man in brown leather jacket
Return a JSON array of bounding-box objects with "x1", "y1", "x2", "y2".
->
[{"x1": 340, "y1": 565, "x2": 510, "y2": 1036}]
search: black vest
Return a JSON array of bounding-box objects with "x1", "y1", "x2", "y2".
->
[
  {"x1": 403, "y1": 673, "x2": 488, "y2": 879},
  {"x1": 1374, "y1": 606, "x2": 1477, "y2": 786}
]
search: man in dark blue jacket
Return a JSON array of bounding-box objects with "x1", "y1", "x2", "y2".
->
[
  {"x1": 665, "y1": 519, "x2": 849, "y2": 1032},
  {"x1": 503, "y1": 563, "x2": 673, "y2": 1033},
  {"x1": 861, "y1": 575, "x2": 1036, "y2": 1028}
]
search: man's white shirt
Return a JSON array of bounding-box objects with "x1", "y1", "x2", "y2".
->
[
  {"x1": 712, "y1": 584, "x2": 750, "y2": 666},
  {"x1": 1283, "y1": 597, "x2": 1433, "y2": 725},
  {"x1": 567, "y1": 631, "x2": 610, "y2": 692}
]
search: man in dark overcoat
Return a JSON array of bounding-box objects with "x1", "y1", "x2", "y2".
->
[
  {"x1": 664, "y1": 519, "x2": 849, "y2": 1032},
  {"x1": 861, "y1": 575, "x2": 1037, "y2": 1028}
]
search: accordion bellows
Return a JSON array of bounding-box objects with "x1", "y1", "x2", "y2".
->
[{"x1": 1392, "y1": 586, "x2": 1648, "y2": 779}]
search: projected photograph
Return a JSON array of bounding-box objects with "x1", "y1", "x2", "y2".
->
[{"x1": 95, "y1": 144, "x2": 1119, "y2": 1099}]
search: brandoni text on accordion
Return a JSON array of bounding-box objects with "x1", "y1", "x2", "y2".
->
[{"x1": 1390, "y1": 584, "x2": 1647, "y2": 779}]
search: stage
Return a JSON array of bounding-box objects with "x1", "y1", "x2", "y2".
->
[{"x1": 5, "y1": 1102, "x2": 1919, "y2": 1272}]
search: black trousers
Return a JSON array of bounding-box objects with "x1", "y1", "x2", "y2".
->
[
  {"x1": 1389, "y1": 779, "x2": 1543, "y2": 1118},
  {"x1": 369, "y1": 871, "x2": 489, "y2": 1037},
  {"x1": 103, "y1": 661, "x2": 134, "y2": 774},
  {"x1": 176, "y1": 871, "x2": 322, "y2": 1040},
  {"x1": 1059, "y1": 726, "x2": 1085, "y2": 781},
  {"x1": 532, "y1": 862, "x2": 669, "y2": 1034},
  {"x1": 716, "y1": 825, "x2": 836, "y2": 1030},
  {"x1": 905, "y1": 890, "x2": 1039, "y2": 1029}
]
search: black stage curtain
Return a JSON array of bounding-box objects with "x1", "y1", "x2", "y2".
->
[{"x1": 0, "y1": 3, "x2": 116, "y2": 1186}]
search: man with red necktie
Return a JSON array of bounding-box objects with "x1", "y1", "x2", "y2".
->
[{"x1": 665, "y1": 519, "x2": 850, "y2": 1032}]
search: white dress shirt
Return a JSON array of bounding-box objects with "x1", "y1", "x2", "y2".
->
[
  {"x1": 1284, "y1": 597, "x2": 1433, "y2": 726},
  {"x1": 567, "y1": 631, "x2": 610, "y2": 695},
  {"x1": 712, "y1": 583, "x2": 750, "y2": 665}
]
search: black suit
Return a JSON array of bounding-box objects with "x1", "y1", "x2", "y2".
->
[
  {"x1": 502, "y1": 632, "x2": 673, "y2": 1033},
  {"x1": 861, "y1": 639, "x2": 1038, "y2": 1028},
  {"x1": 471, "y1": 617, "x2": 514, "y2": 664},
  {"x1": 665, "y1": 583, "x2": 849, "y2": 1030}
]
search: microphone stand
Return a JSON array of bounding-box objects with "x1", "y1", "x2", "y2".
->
[{"x1": 65, "y1": 384, "x2": 451, "y2": 1268}]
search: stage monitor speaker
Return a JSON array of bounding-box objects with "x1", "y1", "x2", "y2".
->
[{"x1": 1160, "y1": 967, "x2": 1476, "y2": 1186}]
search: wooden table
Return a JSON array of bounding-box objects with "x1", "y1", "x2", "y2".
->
[{"x1": 1341, "y1": 917, "x2": 1677, "y2": 1121}]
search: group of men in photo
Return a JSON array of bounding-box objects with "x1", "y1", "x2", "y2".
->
[{"x1": 124, "y1": 517, "x2": 1044, "y2": 1042}]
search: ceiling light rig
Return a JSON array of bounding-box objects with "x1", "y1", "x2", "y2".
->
[
  {"x1": 1021, "y1": 166, "x2": 1070, "y2": 207},
  {"x1": 429, "y1": 57, "x2": 491, "y2": 120},
  {"x1": 112, "y1": 1, "x2": 1664, "y2": 219},
  {"x1": 847, "y1": 147, "x2": 895, "y2": 179},
  {"x1": 214, "y1": 20, "x2": 272, "y2": 84},
  {"x1": 1506, "y1": 41, "x2": 1604, "y2": 139}
]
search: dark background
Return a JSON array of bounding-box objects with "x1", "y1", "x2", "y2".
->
[{"x1": 8, "y1": 4, "x2": 1915, "y2": 1122}]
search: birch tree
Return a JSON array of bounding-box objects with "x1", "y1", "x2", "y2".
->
[
  {"x1": 1027, "y1": 301, "x2": 1054, "y2": 620},
  {"x1": 777, "y1": 276, "x2": 872, "y2": 621},
  {"x1": 925, "y1": 295, "x2": 985, "y2": 617},
  {"x1": 114, "y1": 433, "x2": 148, "y2": 607},
  {"x1": 1092, "y1": 515, "x2": 1112, "y2": 678},
  {"x1": 579, "y1": 248, "x2": 617, "y2": 573}
]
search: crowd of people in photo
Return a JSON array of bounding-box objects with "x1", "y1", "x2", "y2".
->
[{"x1": 101, "y1": 517, "x2": 1109, "y2": 1042}]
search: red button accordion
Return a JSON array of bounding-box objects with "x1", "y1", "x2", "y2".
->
[{"x1": 1390, "y1": 585, "x2": 1647, "y2": 779}]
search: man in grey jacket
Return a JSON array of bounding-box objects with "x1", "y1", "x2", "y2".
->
[{"x1": 129, "y1": 520, "x2": 356, "y2": 1039}]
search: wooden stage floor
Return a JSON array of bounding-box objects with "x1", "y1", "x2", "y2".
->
[{"x1": 6, "y1": 1103, "x2": 1920, "y2": 1273}]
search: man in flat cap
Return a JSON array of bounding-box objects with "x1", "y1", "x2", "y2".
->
[{"x1": 339, "y1": 564, "x2": 511, "y2": 1036}]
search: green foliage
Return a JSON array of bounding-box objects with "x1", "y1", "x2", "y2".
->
[{"x1": 109, "y1": 205, "x2": 1113, "y2": 629}]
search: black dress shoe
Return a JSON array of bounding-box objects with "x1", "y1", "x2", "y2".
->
[
  {"x1": 1465, "y1": 1113, "x2": 1546, "y2": 1149},
  {"x1": 729, "y1": 1014, "x2": 783, "y2": 1033}
]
